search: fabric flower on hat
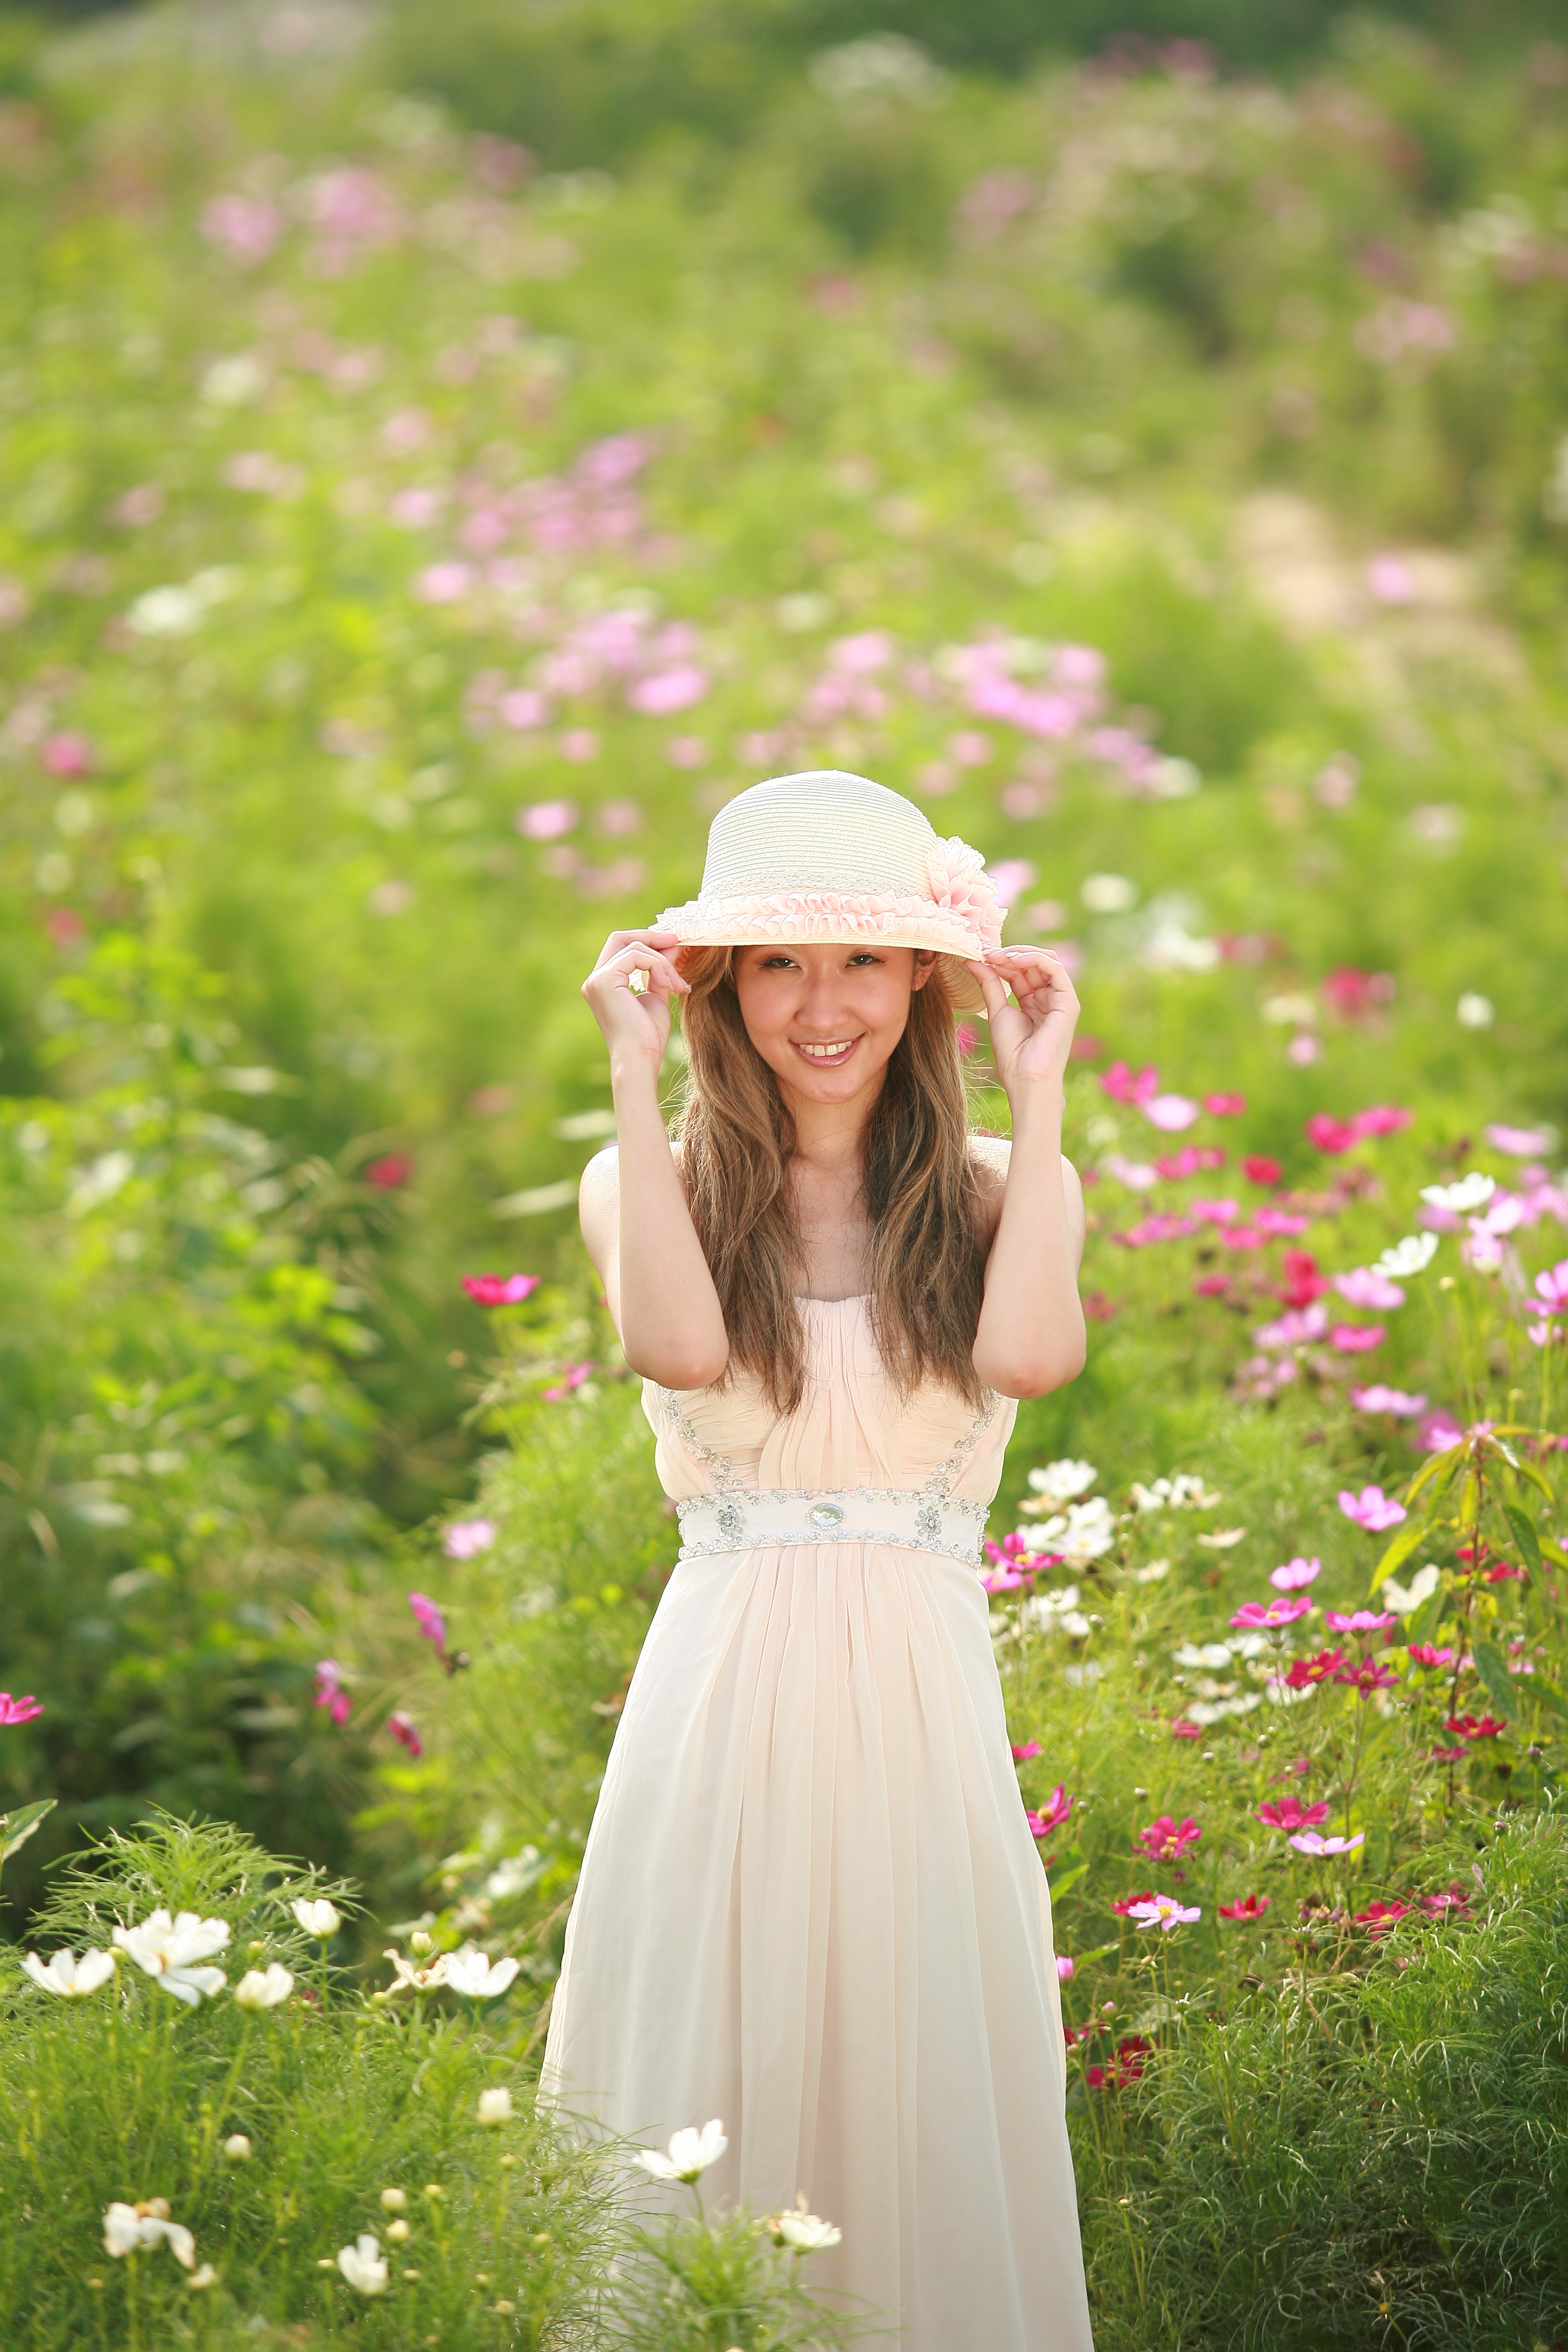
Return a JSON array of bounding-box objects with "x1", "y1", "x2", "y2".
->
[{"x1": 924, "y1": 837, "x2": 1003, "y2": 949}]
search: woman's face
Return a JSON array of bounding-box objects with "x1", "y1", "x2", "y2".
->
[{"x1": 730, "y1": 943, "x2": 932, "y2": 1107}]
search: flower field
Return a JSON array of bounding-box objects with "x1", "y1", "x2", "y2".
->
[{"x1": 2, "y1": 4, "x2": 1568, "y2": 2345}]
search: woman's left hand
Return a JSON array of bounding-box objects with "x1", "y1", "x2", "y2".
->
[{"x1": 964, "y1": 947, "x2": 1080, "y2": 1101}]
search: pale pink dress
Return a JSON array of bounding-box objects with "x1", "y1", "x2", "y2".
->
[{"x1": 541, "y1": 1295, "x2": 1096, "y2": 2351}]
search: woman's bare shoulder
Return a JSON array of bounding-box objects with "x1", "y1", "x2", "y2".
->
[{"x1": 579, "y1": 1137, "x2": 686, "y2": 1212}]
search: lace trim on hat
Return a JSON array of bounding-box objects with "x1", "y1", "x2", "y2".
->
[{"x1": 653, "y1": 885, "x2": 1003, "y2": 959}]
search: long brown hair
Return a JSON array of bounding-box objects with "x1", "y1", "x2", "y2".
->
[{"x1": 671, "y1": 947, "x2": 988, "y2": 1413}]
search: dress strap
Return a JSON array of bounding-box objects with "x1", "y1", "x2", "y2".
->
[
  {"x1": 919, "y1": 1389, "x2": 1004, "y2": 1500},
  {"x1": 654, "y1": 1385, "x2": 742, "y2": 1496}
]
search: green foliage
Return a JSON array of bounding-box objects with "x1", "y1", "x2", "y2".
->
[
  {"x1": 1079, "y1": 1812, "x2": 1568, "y2": 2350},
  {"x1": 1, "y1": 1814, "x2": 853, "y2": 2351}
]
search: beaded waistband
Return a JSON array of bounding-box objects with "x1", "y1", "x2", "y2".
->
[{"x1": 674, "y1": 1486, "x2": 989, "y2": 1572}]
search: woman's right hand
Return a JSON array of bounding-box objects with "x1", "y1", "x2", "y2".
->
[{"x1": 581, "y1": 928, "x2": 690, "y2": 1073}]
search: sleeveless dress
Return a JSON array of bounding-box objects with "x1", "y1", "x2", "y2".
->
[{"x1": 541, "y1": 1296, "x2": 1096, "y2": 2352}]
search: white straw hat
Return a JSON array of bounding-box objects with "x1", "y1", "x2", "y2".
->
[{"x1": 654, "y1": 770, "x2": 1005, "y2": 1009}]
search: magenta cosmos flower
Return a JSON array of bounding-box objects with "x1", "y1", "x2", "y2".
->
[
  {"x1": 1230, "y1": 1594, "x2": 1313, "y2": 1632},
  {"x1": 1026, "y1": 1784, "x2": 1072, "y2": 1838},
  {"x1": 1218, "y1": 1892, "x2": 1271, "y2": 1921},
  {"x1": 0, "y1": 1692, "x2": 44, "y2": 1726},
  {"x1": 313, "y1": 1661, "x2": 350, "y2": 1726},
  {"x1": 408, "y1": 1592, "x2": 446, "y2": 1650},
  {"x1": 1136, "y1": 1814, "x2": 1201, "y2": 1861},
  {"x1": 463, "y1": 1273, "x2": 541, "y2": 1306},
  {"x1": 1338, "y1": 1485, "x2": 1407, "y2": 1532},
  {"x1": 1257, "y1": 1796, "x2": 1329, "y2": 1832}
]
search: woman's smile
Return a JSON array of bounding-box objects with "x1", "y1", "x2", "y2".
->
[{"x1": 793, "y1": 1036, "x2": 863, "y2": 1068}]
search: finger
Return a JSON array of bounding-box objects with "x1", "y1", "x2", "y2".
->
[
  {"x1": 985, "y1": 947, "x2": 1073, "y2": 1005},
  {"x1": 597, "y1": 945, "x2": 690, "y2": 995},
  {"x1": 963, "y1": 958, "x2": 1011, "y2": 1021},
  {"x1": 591, "y1": 928, "x2": 682, "y2": 975}
]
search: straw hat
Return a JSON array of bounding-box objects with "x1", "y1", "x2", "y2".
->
[{"x1": 654, "y1": 770, "x2": 1005, "y2": 1010}]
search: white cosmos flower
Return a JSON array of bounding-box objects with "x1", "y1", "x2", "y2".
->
[
  {"x1": 111, "y1": 1910, "x2": 229, "y2": 2006},
  {"x1": 770, "y1": 2206, "x2": 843, "y2": 2253},
  {"x1": 233, "y1": 1963, "x2": 294, "y2": 2011},
  {"x1": 1024, "y1": 1458, "x2": 1097, "y2": 1507},
  {"x1": 633, "y1": 2118, "x2": 727, "y2": 2183},
  {"x1": 337, "y1": 2233, "x2": 389, "y2": 2295},
  {"x1": 444, "y1": 1947, "x2": 520, "y2": 2000},
  {"x1": 1382, "y1": 1564, "x2": 1443, "y2": 1617},
  {"x1": 1420, "y1": 1172, "x2": 1496, "y2": 1215},
  {"x1": 477, "y1": 2087, "x2": 514, "y2": 2125},
  {"x1": 382, "y1": 1947, "x2": 450, "y2": 1994},
  {"x1": 1032, "y1": 1496, "x2": 1116, "y2": 1564},
  {"x1": 103, "y1": 2200, "x2": 197, "y2": 2268},
  {"x1": 1129, "y1": 1474, "x2": 1222, "y2": 1513},
  {"x1": 291, "y1": 1898, "x2": 341, "y2": 1937},
  {"x1": 1372, "y1": 1231, "x2": 1439, "y2": 1280},
  {"x1": 22, "y1": 1947, "x2": 116, "y2": 1997}
]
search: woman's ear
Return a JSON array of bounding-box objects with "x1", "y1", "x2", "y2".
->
[{"x1": 911, "y1": 950, "x2": 935, "y2": 992}]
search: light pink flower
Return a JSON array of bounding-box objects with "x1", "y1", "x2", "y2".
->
[
  {"x1": 1056, "y1": 1954, "x2": 1075, "y2": 1981},
  {"x1": 542, "y1": 1361, "x2": 593, "y2": 1401},
  {"x1": 499, "y1": 690, "x2": 550, "y2": 731},
  {"x1": 1418, "y1": 1410, "x2": 1465, "y2": 1453},
  {"x1": 516, "y1": 802, "x2": 577, "y2": 842},
  {"x1": 408, "y1": 1592, "x2": 446, "y2": 1649},
  {"x1": 1330, "y1": 1323, "x2": 1385, "y2": 1354},
  {"x1": 1338, "y1": 1485, "x2": 1406, "y2": 1531},
  {"x1": 313, "y1": 1661, "x2": 350, "y2": 1727},
  {"x1": 1101, "y1": 1061, "x2": 1159, "y2": 1107},
  {"x1": 1126, "y1": 1894, "x2": 1201, "y2": 1931},
  {"x1": 988, "y1": 859, "x2": 1035, "y2": 909},
  {"x1": 1350, "y1": 1385, "x2": 1428, "y2": 1417},
  {"x1": 1144, "y1": 1094, "x2": 1201, "y2": 1132},
  {"x1": 1287, "y1": 1830, "x2": 1365, "y2": 1856},
  {"x1": 1485, "y1": 1123, "x2": 1553, "y2": 1157},
  {"x1": 1270, "y1": 1556, "x2": 1320, "y2": 1591},
  {"x1": 443, "y1": 1520, "x2": 495, "y2": 1560},
  {"x1": 627, "y1": 665, "x2": 708, "y2": 716},
  {"x1": 42, "y1": 732, "x2": 93, "y2": 778},
  {"x1": 1230, "y1": 1594, "x2": 1313, "y2": 1630},
  {"x1": 1333, "y1": 1268, "x2": 1406, "y2": 1311},
  {"x1": 1325, "y1": 1608, "x2": 1398, "y2": 1634}
]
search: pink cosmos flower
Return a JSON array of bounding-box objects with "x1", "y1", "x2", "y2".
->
[
  {"x1": 313, "y1": 1661, "x2": 351, "y2": 1727},
  {"x1": 444, "y1": 1520, "x2": 495, "y2": 1560},
  {"x1": 1219, "y1": 1893, "x2": 1271, "y2": 1921},
  {"x1": 1136, "y1": 1814, "x2": 1201, "y2": 1861},
  {"x1": 408, "y1": 1592, "x2": 446, "y2": 1650},
  {"x1": 1011, "y1": 1740, "x2": 1043, "y2": 1762},
  {"x1": 1283, "y1": 1648, "x2": 1345, "y2": 1688},
  {"x1": 982, "y1": 1567, "x2": 1026, "y2": 1593},
  {"x1": 627, "y1": 664, "x2": 709, "y2": 715},
  {"x1": 1026, "y1": 1784, "x2": 1072, "y2": 1838},
  {"x1": 1525, "y1": 1261, "x2": 1568, "y2": 1320},
  {"x1": 1270, "y1": 1556, "x2": 1320, "y2": 1591},
  {"x1": 1254, "y1": 1303, "x2": 1329, "y2": 1349},
  {"x1": 1101, "y1": 1061, "x2": 1159, "y2": 1107},
  {"x1": 1443, "y1": 1713, "x2": 1506, "y2": 1740},
  {"x1": 500, "y1": 689, "x2": 550, "y2": 731},
  {"x1": 1257, "y1": 1796, "x2": 1329, "y2": 1831},
  {"x1": 1229, "y1": 1595, "x2": 1313, "y2": 1631},
  {"x1": 1287, "y1": 1830, "x2": 1366, "y2": 1856},
  {"x1": 1334, "y1": 1656, "x2": 1401, "y2": 1695},
  {"x1": 542, "y1": 1361, "x2": 593, "y2": 1401},
  {"x1": 1331, "y1": 1323, "x2": 1385, "y2": 1354},
  {"x1": 1351, "y1": 1385, "x2": 1428, "y2": 1417},
  {"x1": 41, "y1": 732, "x2": 93, "y2": 778},
  {"x1": 1338, "y1": 1485, "x2": 1406, "y2": 1531},
  {"x1": 1203, "y1": 1093, "x2": 1245, "y2": 1116},
  {"x1": 1171, "y1": 1718, "x2": 1204, "y2": 1739},
  {"x1": 1484, "y1": 1123, "x2": 1553, "y2": 1157},
  {"x1": 1111, "y1": 1889, "x2": 1158, "y2": 1916},
  {"x1": 1325, "y1": 1608, "x2": 1398, "y2": 1635},
  {"x1": 517, "y1": 801, "x2": 578, "y2": 841},
  {"x1": 388, "y1": 1709, "x2": 423, "y2": 1758},
  {"x1": 366, "y1": 1154, "x2": 411, "y2": 1189},
  {"x1": 0, "y1": 1692, "x2": 44, "y2": 1726},
  {"x1": 1422, "y1": 1885, "x2": 1470, "y2": 1914},
  {"x1": 1354, "y1": 1896, "x2": 1410, "y2": 1934},
  {"x1": 1243, "y1": 1155, "x2": 1282, "y2": 1186},
  {"x1": 1155, "y1": 1146, "x2": 1226, "y2": 1179},
  {"x1": 988, "y1": 859, "x2": 1036, "y2": 909},
  {"x1": 1431, "y1": 1742, "x2": 1467, "y2": 1762},
  {"x1": 463, "y1": 1273, "x2": 541, "y2": 1306},
  {"x1": 1408, "y1": 1643, "x2": 1455, "y2": 1669},
  {"x1": 1333, "y1": 1268, "x2": 1406, "y2": 1311},
  {"x1": 1144, "y1": 1094, "x2": 1201, "y2": 1133},
  {"x1": 1126, "y1": 1894, "x2": 1202, "y2": 1931},
  {"x1": 1056, "y1": 1954, "x2": 1075, "y2": 1981}
]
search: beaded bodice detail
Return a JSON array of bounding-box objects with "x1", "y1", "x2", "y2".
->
[{"x1": 642, "y1": 1295, "x2": 1017, "y2": 1572}]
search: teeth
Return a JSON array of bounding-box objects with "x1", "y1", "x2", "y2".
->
[{"x1": 799, "y1": 1040, "x2": 854, "y2": 1058}]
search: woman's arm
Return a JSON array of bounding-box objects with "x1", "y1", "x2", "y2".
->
[
  {"x1": 579, "y1": 929, "x2": 730, "y2": 1390},
  {"x1": 965, "y1": 947, "x2": 1088, "y2": 1399}
]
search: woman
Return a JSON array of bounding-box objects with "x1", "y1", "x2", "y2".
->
[{"x1": 542, "y1": 769, "x2": 1096, "y2": 2351}]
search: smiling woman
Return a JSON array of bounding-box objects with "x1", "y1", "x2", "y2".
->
[{"x1": 547, "y1": 770, "x2": 1096, "y2": 2352}]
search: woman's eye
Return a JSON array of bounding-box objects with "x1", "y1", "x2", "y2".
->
[{"x1": 848, "y1": 953, "x2": 883, "y2": 967}]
